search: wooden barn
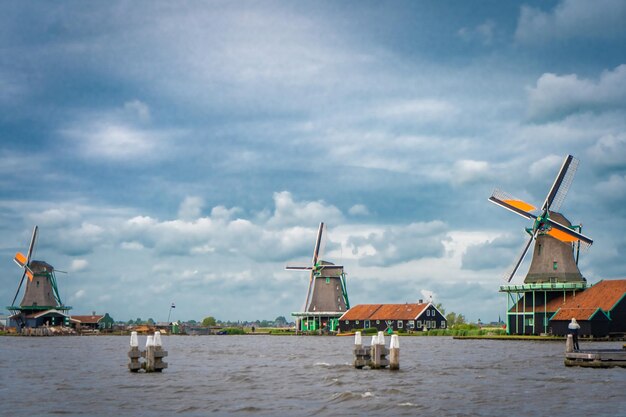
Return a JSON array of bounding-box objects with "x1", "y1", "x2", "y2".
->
[
  {"x1": 547, "y1": 279, "x2": 626, "y2": 337},
  {"x1": 338, "y1": 302, "x2": 446, "y2": 333},
  {"x1": 71, "y1": 312, "x2": 115, "y2": 331}
]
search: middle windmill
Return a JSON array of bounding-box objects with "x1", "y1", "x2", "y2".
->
[{"x1": 286, "y1": 222, "x2": 350, "y2": 333}]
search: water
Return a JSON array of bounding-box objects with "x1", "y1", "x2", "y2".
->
[{"x1": 1, "y1": 335, "x2": 624, "y2": 416}]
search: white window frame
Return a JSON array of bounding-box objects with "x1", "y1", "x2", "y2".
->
[{"x1": 397, "y1": 320, "x2": 403, "y2": 328}]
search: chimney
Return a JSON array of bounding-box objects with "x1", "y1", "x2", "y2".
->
[
  {"x1": 92, "y1": 311, "x2": 96, "y2": 316},
  {"x1": 418, "y1": 299, "x2": 423, "y2": 304}
]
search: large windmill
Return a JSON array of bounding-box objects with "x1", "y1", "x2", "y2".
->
[
  {"x1": 286, "y1": 222, "x2": 350, "y2": 333},
  {"x1": 489, "y1": 155, "x2": 593, "y2": 334},
  {"x1": 6, "y1": 226, "x2": 71, "y2": 330}
]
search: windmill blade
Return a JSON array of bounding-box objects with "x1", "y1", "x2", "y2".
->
[
  {"x1": 312, "y1": 222, "x2": 324, "y2": 266},
  {"x1": 505, "y1": 233, "x2": 536, "y2": 282},
  {"x1": 26, "y1": 225, "x2": 38, "y2": 264},
  {"x1": 302, "y1": 269, "x2": 315, "y2": 312},
  {"x1": 489, "y1": 190, "x2": 537, "y2": 221},
  {"x1": 546, "y1": 218, "x2": 593, "y2": 247},
  {"x1": 542, "y1": 155, "x2": 578, "y2": 212},
  {"x1": 285, "y1": 266, "x2": 313, "y2": 271},
  {"x1": 11, "y1": 271, "x2": 27, "y2": 307},
  {"x1": 14, "y1": 252, "x2": 27, "y2": 268}
]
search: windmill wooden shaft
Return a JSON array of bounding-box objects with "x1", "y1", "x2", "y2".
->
[
  {"x1": 525, "y1": 212, "x2": 585, "y2": 284},
  {"x1": 20, "y1": 261, "x2": 60, "y2": 308},
  {"x1": 307, "y1": 262, "x2": 348, "y2": 313}
]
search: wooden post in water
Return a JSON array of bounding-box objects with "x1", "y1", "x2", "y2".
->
[
  {"x1": 565, "y1": 334, "x2": 574, "y2": 353},
  {"x1": 128, "y1": 331, "x2": 142, "y2": 372},
  {"x1": 389, "y1": 334, "x2": 399, "y2": 370}
]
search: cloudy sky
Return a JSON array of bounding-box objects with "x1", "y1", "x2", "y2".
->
[{"x1": 1, "y1": 1, "x2": 625, "y2": 323}]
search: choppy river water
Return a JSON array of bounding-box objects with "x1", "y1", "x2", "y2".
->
[{"x1": 1, "y1": 335, "x2": 624, "y2": 416}]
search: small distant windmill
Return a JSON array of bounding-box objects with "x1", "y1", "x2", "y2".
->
[
  {"x1": 7, "y1": 226, "x2": 71, "y2": 329},
  {"x1": 489, "y1": 155, "x2": 593, "y2": 334},
  {"x1": 286, "y1": 222, "x2": 350, "y2": 332}
]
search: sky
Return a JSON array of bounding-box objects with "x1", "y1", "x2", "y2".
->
[{"x1": 1, "y1": 0, "x2": 625, "y2": 323}]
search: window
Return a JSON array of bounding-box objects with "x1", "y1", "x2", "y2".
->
[
  {"x1": 397, "y1": 320, "x2": 403, "y2": 328},
  {"x1": 376, "y1": 320, "x2": 380, "y2": 324},
  {"x1": 553, "y1": 261, "x2": 558, "y2": 271},
  {"x1": 345, "y1": 320, "x2": 349, "y2": 324},
  {"x1": 426, "y1": 310, "x2": 430, "y2": 316},
  {"x1": 417, "y1": 320, "x2": 422, "y2": 328},
  {"x1": 408, "y1": 321, "x2": 415, "y2": 329},
  {"x1": 326, "y1": 277, "x2": 330, "y2": 284},
  {"x1": 441, "y1": 321, "x2": 446, "y2": 329},
  {"x1": 356, "y1": 320, "x2": 360, "y2": 324}
]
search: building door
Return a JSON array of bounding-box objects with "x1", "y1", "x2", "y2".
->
[{"x1": 364, "y1": 320, "x2": 370, "y2": 329}]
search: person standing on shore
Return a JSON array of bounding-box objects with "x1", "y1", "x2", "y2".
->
[{"x1": 568, "y1": 318, "x2": 580, "y2": 351}]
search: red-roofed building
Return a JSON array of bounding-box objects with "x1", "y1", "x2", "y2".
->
[
  {"x1": 71, "y1": 312, "x2": 115, "y2": 331},
  {"x1": 338, "y1": 302, "x2": 446, "y2": 333},
  {"x1": 547, "y1": 279, "x2": 626, "y2": 336}
]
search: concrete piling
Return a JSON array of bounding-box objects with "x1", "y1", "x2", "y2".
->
[
  {"x1": 353, "y1": 331, "x2": 397, "y2": 370},
  {"x1": 128, "y1": 331, "x2": 168, "y2": 373},
  {"x1": 565, "y1": 334, "x2": 574, "y2": 353},
  {"x1": 128, "y1": 331, "x2": 142, "y2": 372},
  {"x1": 389, "y1": 334, "x2": 399, "y2": 370}
]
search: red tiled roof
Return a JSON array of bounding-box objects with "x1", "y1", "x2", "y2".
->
[
  {"x1": 563, "y1": 279, "x2": 626, "y2": 311},
  {"x1": 370, "y1": 303, "x2": 428, "y2": 320},
  {"x1": 339, "y1": 304, "x2": 382, "y2": 321},
  {"x1": 511, "y1": 279, "x2": 626, "y2": 313},
  {"x1": 71, "y1": 315, "x2": 104, "y2": 324},
  {"x1": 339, "y1": 303, "x2": 428, "y2": 321},
  {"x1": 551, "y1": 307, "x2": 607, "y2": 321}
]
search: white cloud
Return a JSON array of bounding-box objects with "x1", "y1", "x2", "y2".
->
[
  {"x1": 178, "y1": 196, "x2": 204, "y2": 220},
  {"x1": 123, "y1": 100, "x2": 151, "y2": 122},
  {"x1": 515, "y1": 0, "x2": 626, "y2": 43},
  {"x1": 526, "y1": 64, "x2": 626, "y2": 121},
  {"x1": 121, "y1": 241, "x2": 144, "y2": 250},
  {"x1": 267, "y1": 191, "x2": 343, "y2": 228},
  {"x1": 451, "y1": 160, "x2": 491, "y2": 185},
  {"x1": 595, "y1": 174, "x2": 626, "y2": 200},
  {"x1": 348, "y1": 204, "x2": 370, "y2": 217},
  {"x1": 587, "y1": 133, "x2": 626, "y2": 166},
  {"x1": 529, "y1": 155, "x2": 563, "y2": 179},
  {"x1": 69, "y1": 259, "x2": 89, "y2": 272},
  {"x1": 458, "y1": 20, "x2": 496, "y2": 45}
]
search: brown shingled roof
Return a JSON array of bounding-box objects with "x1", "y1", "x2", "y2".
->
[
  {"x1": 71, "y1": 315, "x2": 104, "y2": 324},
  {"x1": 370, "y1": 303, "x2": 428, "y2": 320},
  {"x1": 563, "y1": 279, "x2": 626, "y2": 311},
  {"x1": 339, "y1": 303, "x2": 429, "y2": 321},
  {"x1": 339, "y1": 304, "x2": 382, "y2": 321},
  {"x1": 550, "y1": 307, "x2": 607, "y2": 321}
]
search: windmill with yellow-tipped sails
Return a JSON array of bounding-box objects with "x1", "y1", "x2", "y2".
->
[
  {"x1": 7, "y1": 226, "x2": 72, "y2": 329},
  {"x1": 489, "y1": 155, "x2": 593, "y2": 335}
]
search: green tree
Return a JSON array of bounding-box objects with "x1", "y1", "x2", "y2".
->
[
  {"x1": 202, "y1": 316, "x2": 216, "y2": 326},
  {"x1": 127, "y1": 319, "x2": 134, "y2": 325},
  {"x1": 135, "y1": 318, "x2": 142, "y2": 324},
  {"x1": 274, "y1": 316, "x2": 287, "y2": 326},
  {"x1": 147, "y1": 318, "x2": 155, "y2": 325}
]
